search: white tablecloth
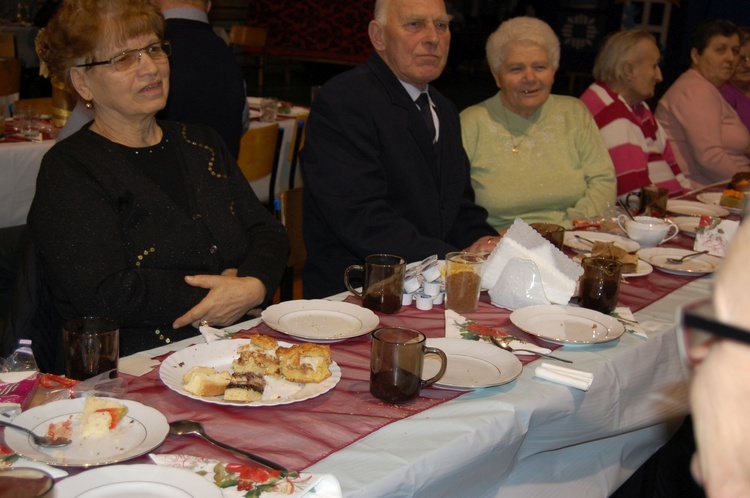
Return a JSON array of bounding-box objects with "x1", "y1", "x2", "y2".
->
[
  {"x1": 134, "y1": 277, "x2": 701, "y2": 497},
  {"x1": 0, "y1": 139, "x2": 54, "y2": 228}
]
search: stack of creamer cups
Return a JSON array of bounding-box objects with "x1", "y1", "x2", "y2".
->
[{"x1": 401, "y1": 255, "x2": 444, "y2": 310}]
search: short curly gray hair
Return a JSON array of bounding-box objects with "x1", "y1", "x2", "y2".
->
[{"x1": 486, "y1": 17, "x2": 560, "y2": 79}]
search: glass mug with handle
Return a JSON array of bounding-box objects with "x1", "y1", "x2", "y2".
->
[
  {"x1": 370, "y1": 327, "x2": 447, "y2": 404},
  {"x1": 344, "y1": 254, "x2": 405, "y2": 314},
  {"x1": 625, "y1": 185, "x2": 669, "y2": 219}
]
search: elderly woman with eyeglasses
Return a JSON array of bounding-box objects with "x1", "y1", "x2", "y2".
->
[
  {"x1": 721, "y1": 26, "x2": 750, "y2": 131},
  {"x1": 26, "y1": 0, "x2": 288, "y2": 363},
  {"x1": 656, "y1": 19, "x2": 750, "y2": 188},
  {"x1": 460, "y1": 17, "x2": 615, "y2": 231}
]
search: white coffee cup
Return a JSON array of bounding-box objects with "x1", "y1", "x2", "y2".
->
[{"x1": 617, "y1": 215, "x2": 679, "y2": 247}]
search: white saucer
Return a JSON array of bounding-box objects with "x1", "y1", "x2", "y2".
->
[
  {"x1": 510, "y1": 305, "x2": 625, "y2": 345},
  {"x1": 637, "y1": 247, "x2": 722, "y2": 276},
  {"x1": 423, "y1": 338, "x2": 522, "y2": 389},
  {"x1": 670, "y1": 216, "x2": 700, "y2": 237},
  {"x1": 564, "y1": 231, "x2": 640, "y2": 254}
]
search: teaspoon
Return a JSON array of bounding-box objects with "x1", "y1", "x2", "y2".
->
[
  {"x1": 169, "y1": 420, "x2": 286, "y2": 471},
  {"x1": 487, "y1": 336, "x2": 573, "y2": 364},
  {"x1": 0, "y1": 420, "x2": 72, "y2": 448}
]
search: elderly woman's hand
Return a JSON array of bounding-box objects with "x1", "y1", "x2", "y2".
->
[{"x1": 172, "y1": 271, "x2": 267, "y2": 329}]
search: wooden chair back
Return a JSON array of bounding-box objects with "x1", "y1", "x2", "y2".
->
[
  {"x1": 229, "y1": 25, "x2": 269, "y2": 50},
  {"x1": 236, "y1": 123, "x2": 284, "y2": 205},
  {"x1": 287, "y1": 114, "x2": 308, "y2": 190},
  {"x1": 0, "y1": 33, "x2": 16, "y2": 59},
  {"x1": 277, "y1": 187, "x2": 306, "y2": 301},
  {"x1": 0, "y1": 58, "x2": 21, "y2": 96}
]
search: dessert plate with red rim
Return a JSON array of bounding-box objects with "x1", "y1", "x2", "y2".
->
[
  {"x1": 510, "y1": 305, "x2": 625, "y2": 345},
  {"x1": 159, "y1": 339, "x2": 342, "y2": 407},
  {"x1": 4, "y1": 398, "x2": 168, "y2": 467},
  {"x1": 696, "y1": 192, "x2": 742, "y2": 215},
  {"x1": 261, "y1": 299, "x2": 379, "y2": 343}
]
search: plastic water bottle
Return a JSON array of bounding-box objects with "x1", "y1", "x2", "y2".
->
[{"x1": 5, "y1": 339, "x2": 39, "y2": 373}]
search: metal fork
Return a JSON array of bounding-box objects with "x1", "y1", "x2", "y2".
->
[{"x1": 666, "y1": 250, "x2": 709, "y2": 265}]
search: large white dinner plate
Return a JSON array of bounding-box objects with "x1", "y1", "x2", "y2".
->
[
  {"x1": 261, "y1": 299, "x2": 379, "y2": 342},
  {"x1": 637, "y1": 247, "x2": 722, "y2": 276},
  {"x1": 5, "y1": 398, "x2": 168, "y2": 467},
  {"x1": 54, "y1": 464, "x2": 222, "y2": 498},
  {"x1": 159, "y1": 339, "x2": 341, "y2": 407},
  {"x1": 563, "y1": 231, "x2": 640, "y2": 254},
  {"x1": 696, "y1": 192, "x2": 742, "y2": 215},
  {"x1": 667, "y1": 199, "x2": 729, "y2": 217},
  {"x1": 510, "y1": 305, "x2": 625, "y2": 345},
  {"x1": 422, "y1": 338, "x2": 522, "y2": 390},
  {"x1": 671, "y1": 216, "x2": 700, "y2": 237}
]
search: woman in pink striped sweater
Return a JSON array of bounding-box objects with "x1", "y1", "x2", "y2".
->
[{"x1": 581, "y1": 29, "x2": 688, "y2": 197}]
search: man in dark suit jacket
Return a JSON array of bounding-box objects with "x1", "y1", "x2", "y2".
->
[{"x1": 301, "y1": 0, "x2": 499, "y2": 299}]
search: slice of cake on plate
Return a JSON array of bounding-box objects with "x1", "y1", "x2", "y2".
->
[
  {"x1": 232, "y1": 334, "x2": 280, "y2": 376},
  {"x1": 277, "y1": 343, "x2": 332, "y2": 383},
  {"x1": 80, "y1": 397, "x2": 128, "y2": 437}
]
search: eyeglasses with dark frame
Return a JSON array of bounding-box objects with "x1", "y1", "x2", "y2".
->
[
  {"x1": 677, "y1": 299, "x2": 750, "y2": 366},
  {"x1": 76, "y1": 40, "x2": 171, "y2": 72}
]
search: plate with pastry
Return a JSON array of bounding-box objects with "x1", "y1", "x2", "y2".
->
[
  {"x1": 563, "y1": 231, "x2": 640, "y2": 254},
  {"x1": 261, "y1": 299, "x2": 379, "y2": 342},
  {"x1": 159, "y1": 334, "x2": 341, "y2": 407},
  {"x1": 667, "y1": 199, "x2": 730, "y2": 217},
  {"x1": 696, "y1": 191, "x2": 743, "y2": 215},
  {"x1": 4, "y1": 397, "x2": 168, "y2": 467}
]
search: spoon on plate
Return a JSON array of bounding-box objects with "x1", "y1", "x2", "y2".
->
[
  {"x1": 168, "y1": 420, "x2": 287, "y2": 470},
  {"x1": 487, "y1": 336, "x2": 573, "y2": 364},
  {"x1": 0, "y1": 420, "x2": 71, "y2": 448},
  {"x1": 666, "y1": 250, "x2": 709, "y2": 265}
]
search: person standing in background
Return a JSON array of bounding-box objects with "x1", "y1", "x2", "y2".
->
[{"x1": 56, "y1": 0, "x2": 249, "y2": 160}]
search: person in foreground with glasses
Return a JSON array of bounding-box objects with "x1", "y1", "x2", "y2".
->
[
  {"x1": 15, "y1": 0, "x2": 288, "y2": 369},
  {"x1": 721, "y1": 26, "x2": 750, "y2": 131},
  {"x1": 681, "y1": 218, "x2": 750, "y2": 497}
]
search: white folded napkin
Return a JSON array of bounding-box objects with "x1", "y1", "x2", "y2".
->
[
  {"x1": 534, "y1": 362, "x2": 593, "y2": 391},
  {"x1": 482, "y1": 219, "x2": 583, "y2": 308},
  {"x1": 119, "y1": 355, "x2": 161, "y2": 376},
  {"x1": 149, "y1": 454, "x2": 341, "y2": 498},
  {"x1": 11, "y1": 458, "x2": 69, "y2": 478},
  {"x1": 444, "y1": 309, "x2": 551, "y2": 355},
  {"x1": 199, "y1": 325, "x2": 229, "y2": 343},
  {"x1": 613, "y1": 307, "x2": 647, "y2": 340}
]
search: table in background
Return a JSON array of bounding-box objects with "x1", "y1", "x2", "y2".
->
[{"x1": 246, "y1": 96, "x2": 307, "y2": 203}]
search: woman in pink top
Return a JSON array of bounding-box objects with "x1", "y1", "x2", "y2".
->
[
  {"x1": 656, "y1": 20, "x2": 750, "y2": 188},
  {"x1": 721, "y1": 27, "x2": 750, "y2": 131}
]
